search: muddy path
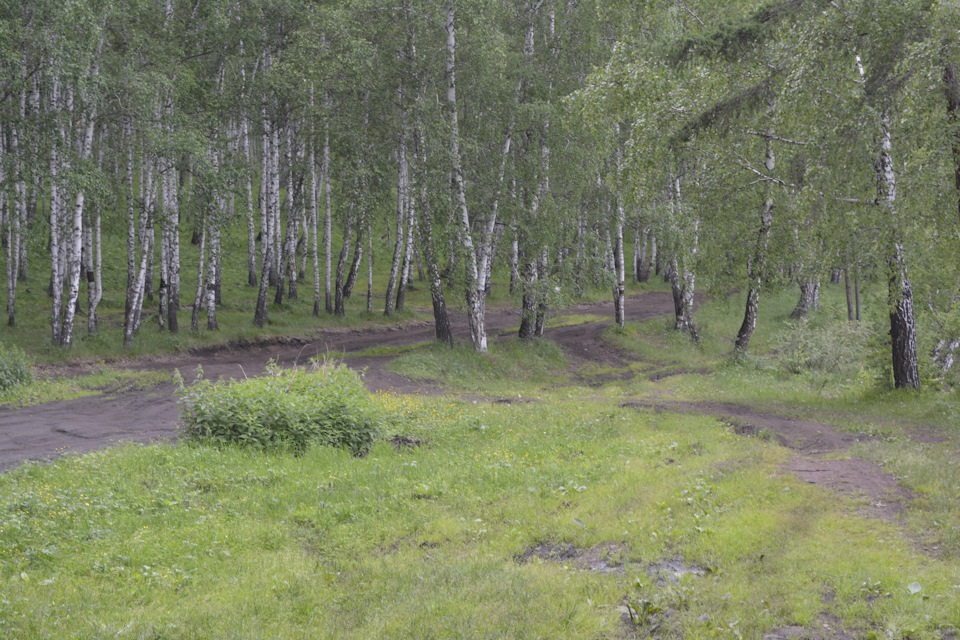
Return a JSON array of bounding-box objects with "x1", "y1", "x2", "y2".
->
[
  {"x1": 0, "y1": 288, "x2": 932, "y2": 531},
  {"x1": 0, "y1": 291, "x2": 676, "y2": 471},
  {"x1": 622, "y1": 399, "x2": 915, "y2": 521}
]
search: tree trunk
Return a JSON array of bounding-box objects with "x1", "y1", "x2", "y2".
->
[
  {"x1": 206, "y1": 218, "x2": 220, "y2": 331},
  {"x1": 855, "y1": 271, "x2": 861, "y2": 322},
  {"x1": 518, "y1": 257, "x2": 538, "y2": 341},
  {"x1": 48, "y1": 73, "x2": 63, "y2": 343},
  {"x1": 367, "y1": 219, "x2": 374, "y2": 313},
  {"x1": 875, "y1": 113, "x2": 919, "y2": 389},
  {"x1": 191, "y1": 221, "x2": 207, "y2": 331},
  {"x1": 384, "y1": 127, "x2": 408, "y2": 317},
  {"x1": 60, "y1": 85, "x2": 97, "y2": 347},
  {"x1": 509, "y1": 218, "x2": 520, "y2": 295},
  {"x1": 88, "y1": 137, "x2": 103, "y2": 333},
  {"x1": 844, "y1": 267, "x2": 854, "y2": 322},
  {"x1": 735, "y1": 132, "x2": 775, "y2": 353},
  {"x1": 253, "y1": 112, "x2": 275, "y2": 328},
  {"x1": 790, "y1": 280, "x2": 820, "y2": 319},
  {"x1": 636, "y1": 227, "x2": 650, "y2": 283},
  {"x1": 343, "y1": 211, "x2": 365, "y2": 300},
  {"x1": 323, "y1": 121, "x2": 333, "y2": 314},
  {"x1": 613, "y1": 209, "x2": 626, "y2": 328},
  {"x1": 284, "y1": 123, "x2": 298, "y2": 302},
  {"x1": 945, "y1": 63, "x2": 960, "y2": 222},
  {"x1": 310, "y1": 107, "x2": 321, "y2": 317},
  {"x1": 163, "y1": 162, "x2": 180, "y2": 333},
  {"x1": 396, "y1": 188, "x2": 415, "y2": 311},
  {"x1": 243, "y1": 106, "x2": 258, "y2": 287},
  {"x1": 334, "y1": 209, "x2": 354, "y2": 317},
  {"x1": 447, "y1": 3, "x2": 487, "y2": 352},
  {"x1": 669, "y1": 177, "x2": 700, "y2": 344}
]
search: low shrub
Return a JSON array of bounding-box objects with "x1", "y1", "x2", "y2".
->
[
  {"x1": 772, "y1": 317, "x2": 873, "y2": 376},
  {"x1": 0, "y1": 341, "x2": 33, "y2": 392},
  {"x1": 176, "y1": 361, "x2": 380, "y2": 455}
]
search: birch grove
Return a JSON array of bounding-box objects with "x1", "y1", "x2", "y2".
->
[{"x1": 0, "y1": 0, "x2": 957, "y2": 390}]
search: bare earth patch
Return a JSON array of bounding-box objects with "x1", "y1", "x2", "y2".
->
[
  {"x1": 622, "y1": 399, "x2": 919, "y2": 521},
  {"x1": 0, "y1": 291, "x2": 676, "y2": 471}
]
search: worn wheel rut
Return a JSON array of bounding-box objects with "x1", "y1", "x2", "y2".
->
[
  {"x1": 0, "y1": 291, "x2": 675, "y2": 471},
  {"x1": 0, "y1": 289, "x2": 930, "y2": 528},
  {"x1": 622, "y1": 399, "x2": 915, "y2": 521}
]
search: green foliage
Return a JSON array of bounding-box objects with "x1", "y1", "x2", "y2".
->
[
  {"x1": 771, "y1": 317, "x2": 873, "y2": 375},
  {"x1": 0, "y1": 367, "x2": 168, "y2": 408},
  {"x1": 176, "y1": 361, "x2": 380, "y2": 456},
  {"x1": 387, "y1": 338, "x2": 569, "y2": 393},
  {"x1": 671, "y1": 0, "x2": 809, "y2": 64},
  {"x1": 0, "y1": 342, "x2": 33, "y2": 392}
]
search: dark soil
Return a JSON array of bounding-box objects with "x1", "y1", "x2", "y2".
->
[
  {"x1": 622, "y1": 399, "x2": 916, "y2": 521},
  {"x1": 0, "y1": 291, "x2": 676, "y2": 471},
  {"x1": 389, "y1": 435, "x2": 426, "y2": 450},
  {"x1": 0, "y1": 289, "x2": 930, "y2": 525}
]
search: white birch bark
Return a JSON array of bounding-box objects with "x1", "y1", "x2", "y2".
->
[
  {"x1": 254, "y1": 108, "x2": 275, "y2": 327},
  {"x1": 384, "y1": 110, "x2": 407, "y2": 316},
  {"x1": 242, "y1": 58, "x2": 257, "y2": 286},
  {"x1": 88, "y1": 130, "x2": 104, "y2": 333},
  {"x1": 310, "y1": 89, "x2": 321, "y2": 316},
  {"x1": 367, "y1": 219, "x2": 374, "y2": 313},
  {"x1": 60, "y1": 112, "x2": 95, "y2": 346},
  {"x1": 323, "y1": 120, "x2": 332, "y2": 313},
  {"x1": 446, "y1": 3, "x2": 486, "y2": 351},
  {"x1": 206, "y1": 215, "x2": 220, "y2": 331}
]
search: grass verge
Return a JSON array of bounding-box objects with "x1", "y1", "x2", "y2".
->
[{"x1": 0, "y1": 393, "x2": 956, "y2": 638}]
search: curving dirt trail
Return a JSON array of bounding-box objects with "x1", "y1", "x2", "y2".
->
[
  {"x1": 622, "y1": 399, "x2": 915, "y2": 521},
  {"x1": 0, "y1": 288, "x2": 932, "y2": 530},
  {"x1": 0, "y1": 291, "x2": 676, "y2": 471}
]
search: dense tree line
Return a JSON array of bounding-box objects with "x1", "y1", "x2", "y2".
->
[{"x1": 1, "y1": 0, "x2": 959, "y2": 389}]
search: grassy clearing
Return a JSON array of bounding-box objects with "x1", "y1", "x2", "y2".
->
[
  {"x1": 0, "y1": 218, "x2": 628, "y2": 366},
  {"x1": 0, "y1": 367, "x2": 170, "y2": 408},
  {"x1": 386, "y1": 338, "x2": 570, "y2": 394},
  {"x1": 0, "y1": 392, "x2": 956, "y2": 638},
  {"x1": 4, "y1": 272, "x2": 960, "y2": 637}
]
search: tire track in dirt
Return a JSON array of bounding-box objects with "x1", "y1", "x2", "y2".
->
[
  {"x1": 0, "y1": 291, "x2": 676, "y2": 471},
  {"x1": 0, "y1": 288, "x2": 930, "y2": 531},
  {"x1": 621, "y1": 399, "x2": 915, "y2": 521}
]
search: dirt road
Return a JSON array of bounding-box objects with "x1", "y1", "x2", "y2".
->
[{"x1": 0, "y1": 291, "x2": 676, "y2": 471}]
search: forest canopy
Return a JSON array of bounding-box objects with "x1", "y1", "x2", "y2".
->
[{"x1": 1, "y1": 0, "x2": 959, "y2": 389}]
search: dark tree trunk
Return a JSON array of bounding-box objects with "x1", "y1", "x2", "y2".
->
[
  {"x1": 790, "y1": 280, "x2": 819, "y2": 319},
  {"x1": 889, "y1": 259, "x2": 920, "y2": 389},
  {"x1": 343, "y1": 222, "x2": 364, "y2": 300},
  {"x1": 855, "y1": 273, "x2": 861, "y2": 322},
  {"x1": 518, "y1": 259, "x2": 537, "y2": 341},
  {"x1": 334, "y1": 212, "x2": 354, "y2": 317},
  {"x1": 636, "y1": 228, "x2": 650, "y2": 283},
  {"x1": 735, "y1": 134, "x2": 775, "y2": 353},
  {"x1": 844, "y1": 268, "x2": 854, "y2": 322},
  {"x1": 735, "y1": 289, "x2": 759, "y2": 353}
]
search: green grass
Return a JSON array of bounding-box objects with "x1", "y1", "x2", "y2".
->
[
  {"x1": 0, "y1": 366, "x2": 170, "y2": 408},
  {"x1": 0, "y1": 218, "x2": 628, "y2": 366},
  {"x1": 386, "y1": 338, "x2": 570, "y2": 394},
  {"x1": 5, "y1": 247, "x2": 960, "y2": 637},
  {"x1": 1, "y1": 392, "x2": 958, "y2": 638}
]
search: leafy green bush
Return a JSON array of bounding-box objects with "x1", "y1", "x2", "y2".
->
[
  {"x1": 772, "y1": 317, "x2": 873, "y2": 376},
  {"x1": 176, "y1": 361, "x2": 380, "y2": 455},
  {"x1": 0, "y1": 341, "x2": 33, "y2": 391}
]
